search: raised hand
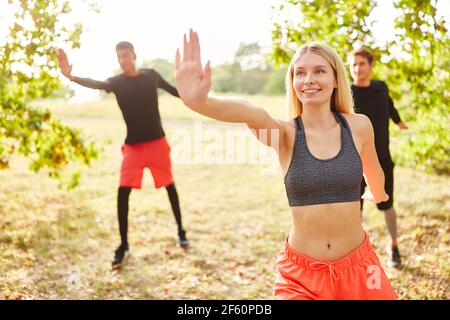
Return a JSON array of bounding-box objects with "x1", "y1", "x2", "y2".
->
[
  {"x1": 57, "y1": 48, "x2": 74, "y2": 80},
  {"x1": 175, "y1": 29, "x2": 211, "y2": 108}
]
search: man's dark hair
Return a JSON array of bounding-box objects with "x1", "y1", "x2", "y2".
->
[
  {"x1": 348, "y1": 47, "x2": 374, "y2": 64},
  {"x1": 116, "y1": 41, "x2": 135, "y2": 52}
]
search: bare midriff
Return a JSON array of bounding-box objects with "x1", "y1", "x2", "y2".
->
[{"x1": 288, "y1": 201, "x2": 366, "y2": 261}]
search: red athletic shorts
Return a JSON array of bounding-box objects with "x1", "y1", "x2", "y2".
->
[
  {"x1": 274, "y1": 232, "x2": 397, "y2": 300},
  {"x1": 120, "y1": 137, "x2": 173, "y2": 189}
]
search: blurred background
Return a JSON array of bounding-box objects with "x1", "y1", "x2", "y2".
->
[{"x1": 0, "y1": 0, "x2": 448, "y2": 300}]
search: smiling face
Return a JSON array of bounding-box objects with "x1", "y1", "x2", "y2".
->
[{"x1": 292, "y1": 52, "x2": 337, "y2": 108}]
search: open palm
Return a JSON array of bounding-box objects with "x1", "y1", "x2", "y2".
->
[
  {"x1": 57, "y1": 48, "x2": 73, "y2": 79},
  {"x1": 175, "y1": 30, "x2": 211, "y2": 107}
]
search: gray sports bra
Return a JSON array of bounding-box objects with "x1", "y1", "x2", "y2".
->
[{"x1": 284, "y1": 112, "x2": 363, "y2": 207}]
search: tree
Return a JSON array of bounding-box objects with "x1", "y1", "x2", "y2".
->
[
  {"x1": 270, "y1": 0, "x2": 449, "y2": 174},
  {"x1": 269, "y1": 0, "x2": 376, "y2": 65},
  {"x1": 383, "y1": 0, "x2": 449, "y2": 174},
  {"x1": 211, "y1": 42, "x2": 272, "y2": 95},
  {"x1": 234, "y1": 42, "x2": 267, "y2": 70},
  {"x1": 264, "y1": 65, "x2": 287, "y2": 95},
  {"x1": 212, "y1": 62, "x2": 241, "y2": 93},
  {"x1": 0, "y1": 0, "x2": 100, "y2": 188}
]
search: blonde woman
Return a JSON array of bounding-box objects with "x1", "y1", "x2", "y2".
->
[{"x1": 174, "y1": 30, "x2": 397, "y2": 300}]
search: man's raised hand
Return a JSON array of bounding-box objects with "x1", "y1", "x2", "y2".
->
[{"x1": 57, "y1": 48, "x2": 74, "y2": 80}]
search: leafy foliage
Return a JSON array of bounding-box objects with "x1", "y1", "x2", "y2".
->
[{"x1": 0, "y1": 0, "x2": 100, "y2": 187}]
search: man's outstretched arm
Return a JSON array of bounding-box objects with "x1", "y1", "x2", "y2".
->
[
  {"x1": 385, "y1": 83, "x2": 408, "y2": 129},
  {"x1": 71, "y1": 77, "x2": 112, "y2": 91},
  {"x1": 57, "y1": 48, "x2": 113, "y2": 92},
  {"x1": 155, "y1": 71, "x2": 179, "y2": 97}
]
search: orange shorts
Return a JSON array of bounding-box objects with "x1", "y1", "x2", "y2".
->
[
  {"x1": 274, "y1": 232, "x2": 397, "y2": 300},
  {"x1": 120, "y1": 137, "x2": 173, "y2": 189}
]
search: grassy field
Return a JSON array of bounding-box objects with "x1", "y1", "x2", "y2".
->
[{"x1": 0, "y1": 95, "x2": 449, "y2": 299}]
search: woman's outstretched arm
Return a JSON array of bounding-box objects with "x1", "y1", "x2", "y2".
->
[
  {"x1": 358, "y1": 115, "x2": 389, "y2": 203},
  {"x1": 175, "y1": 29, "x2": 287, "y2": 149}
]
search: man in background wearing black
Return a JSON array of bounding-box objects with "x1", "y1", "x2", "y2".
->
[{"x1": 348, "y1": 48, "x2": 408, "y2": 269}]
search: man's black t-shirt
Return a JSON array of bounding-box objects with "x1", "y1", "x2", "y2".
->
[
  {"x1": 351, "y1": 80, "x2": 402, "y2": 163},
  {"x1": 74, "y1": 68, "x2": 178, "y2": 144},
  {"x1": 105, "y1": 69, "x2": 179, "y2": 144}
]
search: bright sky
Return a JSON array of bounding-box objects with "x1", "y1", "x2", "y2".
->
[
  {"x1": 1, "y1": 0, "x2": 449, "y2": 101},
  {"x1": 64, "y1": 0, "x2": 279, "y2": 100}
]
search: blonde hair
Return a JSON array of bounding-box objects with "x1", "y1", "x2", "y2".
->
[{"x1": 285, "y1": 42, "x2": 354, "y2": 119}]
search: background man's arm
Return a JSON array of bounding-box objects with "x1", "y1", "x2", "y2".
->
[{"x1": 386, "y1": 83, "x2": 408, "y2": 129}]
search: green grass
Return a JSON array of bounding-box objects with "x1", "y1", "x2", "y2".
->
[{"x1": 0, "y1": 96, "x2": 448, "y2": 299}]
